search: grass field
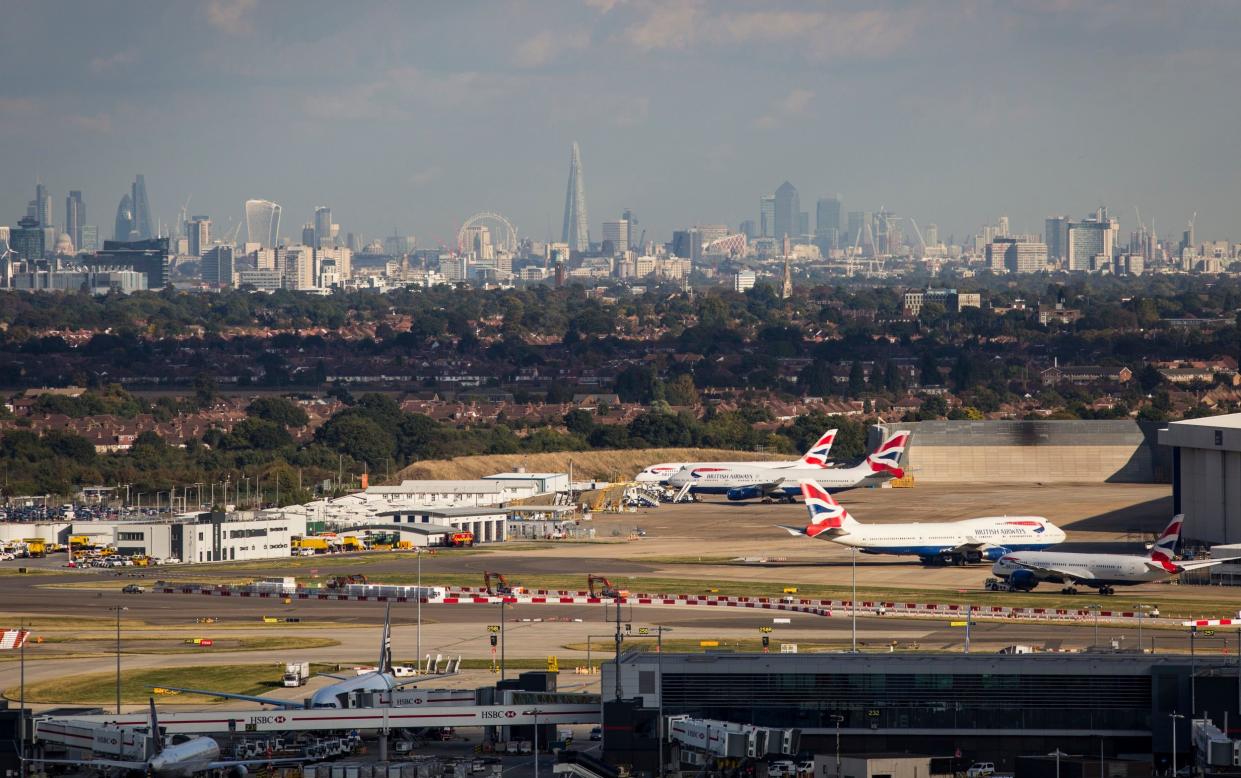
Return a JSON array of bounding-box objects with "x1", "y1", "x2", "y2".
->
[
  {"x1": 8, "y1": 663, "x2": 302, "y2": 704},
  {"x1": 394, "y1": 448, "x2": 785, "y2": 482}
]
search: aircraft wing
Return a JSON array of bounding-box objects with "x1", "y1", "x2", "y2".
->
[
  {"x1": 210, "y1": 757, "x2": 309, "y2": 768},
  {"x1": 316, "y1": 673, "x2": 350, "y2": 681},
  {"x1": 31, "y1": 758, "x2": 148, "y2": 769},
  {"x1": 777, "y1": 524, "x2": 809, "y2": 537},
  {"x1": 153, "y1": 686, "x2": 303, "y2": 708},
  {"x1": 1005, "y1": 559, "x2": 1096, "y2": 582}
]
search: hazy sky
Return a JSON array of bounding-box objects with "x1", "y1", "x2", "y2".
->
[{"x1": 2, "y1": 0, "x2": 1239, "y2": 247}]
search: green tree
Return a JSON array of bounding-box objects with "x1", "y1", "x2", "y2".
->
[
  {"x1": 564, "y1": 409, "x2": 595, "y2": 436},
  {"x1": 193, "y1": 373, "x2": 220, "y2": 408},
  {"x1": 247, "y1": 397, "x2": 310, "y2": 428},
  {"x1": 665, "y1": 374, "x2": 699, "y2": 406},
  {"x1": 847, "y1": 361, "x2": 865, "y2": 396}
]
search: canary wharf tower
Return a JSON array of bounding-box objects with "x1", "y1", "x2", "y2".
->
[{"x1": 561, "y1": 142, "x2": 589, "y2": 253}]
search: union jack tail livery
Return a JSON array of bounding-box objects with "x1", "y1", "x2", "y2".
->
[
  {"x1": 866, "y1": 431, "x2": 909, "y2": 478},
  {"x1": 801, "y1": 480, "x2": 858, "y2": 537},
  {"x1": 799, "y1": 429, "x2": 838, "y2": 467},
  {"x1": 1149, "y1": 514, "x2": 1183, "y2": 571}
]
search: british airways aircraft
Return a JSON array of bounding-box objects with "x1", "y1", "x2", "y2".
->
[
  {"x1": 634, "y1": 429, "x2": 839, "y2": 484},
  {"x1": 779, "y1": 480, "x2": 1066, "y2": 565},
  {"x1": 666, "y1": 430, "x2": 910, "y2": 501},
  {"x1": 992, "y1": 515, "x2": 1239, "y2": 595}
]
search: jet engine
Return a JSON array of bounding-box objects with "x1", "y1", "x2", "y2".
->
[{"x1": 1007, "y1": 569, "x2": 1039, "y2": 592}]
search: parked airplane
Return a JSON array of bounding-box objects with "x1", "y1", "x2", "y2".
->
[
  {"x1": 779, "y1": 480, "x2": 1065, "y2": 565},
  {"x1": 665, "y1": 430, "x2": 910, "y2": 501},
  {"x1": 162, "y1": 604, "x2": 455, "y2": 708},
  {"x1": 33, "y1": 699, "x2": 301, "y2": 776},
  {"x1": 634, "y1": 429, "x2": 839, "y2": 483},
  {"x1": 991, "y1": 515, "x2": 1238, "y2": 594}
]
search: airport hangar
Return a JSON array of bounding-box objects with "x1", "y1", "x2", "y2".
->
[
  {"x1": 601, "y1": 652, "x2": 1240, "y2": 773},
  {"x1": 1161, "y1": 413, "x2": 1241, "y2": 545}
]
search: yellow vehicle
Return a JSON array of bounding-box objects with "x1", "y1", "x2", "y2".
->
[
  {"x1": 23, "y1": 539, "x2": 46, "y2": 558},
  {"x1": 293, "y1": 537, "x2": 331, "y2": 552},
  {"x1": 339, "y1": 537, "x2": 366, "y2": 552}
]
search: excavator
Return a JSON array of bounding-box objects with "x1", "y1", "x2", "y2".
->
[
  {"x1": 325, "y1": 574, "x2": 369, "y2": 589},
  {"x1": 587, "y1": 574, "x2": 628, "y2": 599}
]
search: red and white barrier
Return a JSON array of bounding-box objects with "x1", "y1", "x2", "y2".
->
[
  {"x1": 0, "y1": 629, "x2": 30, "y2": 650},
  {"x1": 1182, "y1": 618, "x2": 1241, "y2": 627}
]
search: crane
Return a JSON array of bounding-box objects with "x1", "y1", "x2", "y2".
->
[{"x1": 907, "y1": 217, "x2": 928, "y2": 254}]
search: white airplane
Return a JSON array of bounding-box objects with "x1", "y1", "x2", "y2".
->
[
  {"x1": 992, "y1": 515, "x2": 1240, "y2": 595},
  {"x1": 634, "y1": 429, "x2": 839, "y2": 483},
  {"x1": 780, "y1": 480, "x2": 1065, "y2": 565},
  {"x1": 665, "y1": 430, "x2": 911, "y2": 501},
  {"x1": 34, "y1": 699, "x2": 302, "y2": 776},
  {"x1": 163, "y1": 604, "x2": 454, "y2": 708}
]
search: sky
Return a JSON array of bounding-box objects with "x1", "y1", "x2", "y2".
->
[{"x1": 2, "y1": 0, "x2": 1239, "y2": 248}]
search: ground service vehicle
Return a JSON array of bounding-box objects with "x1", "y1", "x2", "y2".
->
[
  {"x1": 968, "y1": 763, "x2": 996, "y2": 777},
  {"x1": 283, "y1": 661, "x2": 311, "y2": 687},
  {"x1": 484, "y1": 571, "x2": 514, "y2": 596},
  {"x1": 325, "y1": 574, "x2": 368, "y2": 589},
  {"x1": 450, "y1": 532, "x2": 474, "y2": 547},
  {"x1": 122, "y1": 584, "x2": 144, "y2": 594},
  {"x1": 23, "y1": 539, "x2": 46, "y2": 558}
]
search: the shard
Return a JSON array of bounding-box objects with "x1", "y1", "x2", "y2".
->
[{"x1": 561, "y1": 142, "x2": 589, "y2": 253}]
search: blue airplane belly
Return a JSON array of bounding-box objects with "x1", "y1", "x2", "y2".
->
[{"x1": 858, "y1": 542, "x2": 1060, "y2": 557}]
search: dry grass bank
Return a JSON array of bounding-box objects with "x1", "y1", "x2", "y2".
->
[{"x1": 393, "y1": 448, "x2": 785, "y2": 482}]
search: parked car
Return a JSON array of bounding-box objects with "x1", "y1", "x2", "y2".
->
[
  {"x1": 121, "y1": 584, "x2": 145, "y2": 594},
  {"x1": 967, "y1": 763, "x2": 997, "y2": 778},
  {"x1": 589, "y1": 727, "x2": 602, "y2": 741}
]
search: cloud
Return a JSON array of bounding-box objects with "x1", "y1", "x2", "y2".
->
[
  {"x1": 303, "y1": 67, "x2": 528, "y2": 122},
  {"x1": 754, "y1": 88, "x2": 814, "y2": 129},
  {"x1": 0, "y1": 97, "x2": 38, "y2": 116},
  {"x1": 584, "y1": 0, "x2": 626, "y2": 12},
  {"x1": 623, "y1": 0, "x2": 702, "y2": 51},
  {"x1": 621, "y1": 3, "x2": 916, "y2": 60},
  {"x1": 205, "y1": 0, "x2": 256, "y2": 35},
  {"x1": 68, "y1": 113, "x2": 112, "y2": 133},
  {"x1": 89, "y1": 48, "x2": 138, "y2": 74},
  {"x1": 514, "y1": 29, "x2": 590, "y2": 68}
]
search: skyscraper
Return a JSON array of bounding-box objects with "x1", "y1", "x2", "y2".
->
[
  {"x1": 1044, "y1": 216, "x2": 1070, "y2": 262},
  {"x1": 759, "y1": 195, "x2": 775, "y2": 238},
  {"x1": 773, "y1": 181, "x2": 800, "y2": 241},
  {"x1": 601, "y1": 220, "x2": 629, "y2": 255},
  {"x1": 314, "y1": 206, "x2": 332, "y2": 249},
  {"x1": 561, "y1": 142, "x2": 589, "y2": 252},
  {"x1": 65, "y1": 191, "x2": 84, "y2": 251},
  {"x1": 114, "y1": 193, "x2": 134, "y2": 241},
  {"x1": 622, "y1": 208, "x2": 639, "y2": 249},
  {"x1": 188, "y1": 216, "x2": 211, "y2": 257},
  {"x1": 302, "y1": 224, "x2": 316, "y2": 248},
  {"x1": 202, "y1": 245, "x2": 235, "y2": 287},
  {"x1": 245, "y1": 199, "x2": 282, "y2": 249},
  {"x1": 10, "y1": 216, "x2": 45, "y2": 262},
  {"x1": 130, "y1": 175, "x2": 152, "y2": 239},
  {"x1": 35, "y1": 184, "x2": 52, "y2": 230},
  {"x1": 815, "y1": 196, "x2": 841, "y2": 252},
  {"x1": 1066, "y1": 208, "x2": 1119, "y2": 271}
]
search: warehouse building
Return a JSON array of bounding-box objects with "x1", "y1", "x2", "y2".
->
[
  {"x1": 71, "y1": 511, "x2": 306, "y2": 563},
  {"x1": 601, "y1": 652, "x2": 1238, "y2": 774},
  {"x1": 371, "y1": 506, "x2": 508, "y2": 545},
  {"x1": 1160, "y1": 413, "x2": 1241, "y2": 544}
]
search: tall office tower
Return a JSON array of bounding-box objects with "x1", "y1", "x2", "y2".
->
[
  {"x1": 739, "y1": 220, "x2": 757, "y2": 240},
  {"x1": 130, "y1": 175, "x2": 152, "y2": 239},
  {"x1": 601, "y1": 220, "x2": 629, "y2": 255},
  {"x1": 622, "y1": 208, "x2": 638, "y2": 248},
  {"x1": 773, "y1": 181, "x2": 800, "y2": 241},
  {"x1": 65, "y1": 191, "x2": 84, "y2": 251},
  {"x1": 95, "y1": 238, "x2": 170, "y2": 289},
  {"x1": 1066, "y1": 208, "x2": 1119, "y2": 271},
  {"x1": 35, "y1": 184, "x2": 52, "y2": 230},
  {"x1": 561, "y1": 142, "x2": 589, "y2": 252},
  {"x1": 245, "y1": 199, "x2": 282, "y2": 248},
  {"x1": 1044, "y1": 216, "x2": 1070, "y2": 262},
  {"x1": 798, "y1": 211, "x2": 810, "y2": 239},
  {"x1": 759, "y1": 195, "x2": 776, "y2": 238},
  {"x1": 302, "y1": 224, "x2": 316, "y2": 248},
  {"x1": 277, "y1": 245, "x2": 314, "y2": 289},
  {"x1": 187, "y1": 216, "x2": 211, "y2": 256},
  {"x1": 1181, "y1": 218, "x2": 1196, "y2": 252},
  {"x1": 313, "y1": 207, "x2": 332, "y2": 249},
  {"x1": 80, "y1": 225, "x2": 98, "y2": 251},
  {"x1": 997, "y1": 215, "x2": 1010, "y2": 237},
  {"x1": 201, "y1": 245, "x2": 235, "y2": 286},
  {"x1": 10, "y1": 217, "x2": 45, "y2": 262},
  {"x1": 925, "y1": 223, "x2": 939, "y2": 247},
  {"x1": 846, "y1": 211, "x2": 873, "y2": 248},
  {"x1": 815, "y1": 196, "x2": 841, "y2": 251},
  {"x1": 114, "y1": 193, "x2": 135, "y2": 241}
]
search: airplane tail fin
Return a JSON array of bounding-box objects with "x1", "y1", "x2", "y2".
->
[
  {"x1": 1149, "y1": 514, "x2": 1183, "y2": 566},
  {"x1": 149, "y1": 698, "x2": 164, "y2": 755},
  {"x1": 865, "y1": 430, "x2": 909, "y2": 479},
  {"x1": 800, "y1": 480, "x2": 859, "y2": 537},
  {"x1": 799, "y1": 429, "x2": 838, "y2": 467},
  {"x1": 379, "y1": 602, "x2": 392, "y2": 675}
]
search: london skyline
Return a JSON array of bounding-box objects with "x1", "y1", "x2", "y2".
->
[{"x1": 2, "y1": 1, "x2": 1238, "y2": 245}]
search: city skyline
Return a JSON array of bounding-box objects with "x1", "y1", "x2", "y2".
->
[{"x1": 1, "y1": 2, "x2": 1239, "y2": 246}]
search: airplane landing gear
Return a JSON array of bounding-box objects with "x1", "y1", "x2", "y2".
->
[{"x1": 1061, "y1": 587, "x2": 1078, "y2": 595}]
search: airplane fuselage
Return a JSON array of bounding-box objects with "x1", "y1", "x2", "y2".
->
[
  {"x1": 822, "y1": 517, "x2": 1063, "y2": 560},
  {"x1": 149, "y1": 738, "x2": 222, "y2": 776},
  {"x1": 668, "y1": 463, "x2": 879, "y2": 496},
  {"x1": 993, "y1": 552, "x2": 1167, "y2": 589}
]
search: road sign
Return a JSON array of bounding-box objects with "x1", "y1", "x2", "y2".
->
[
  {"x1": 949, "y1": 621, "x2": 968, "y2": 627},
  {"x1": 547, "y1": 656, "x2": 559, "y2": 673},
  {"x1": 759, "y1": 626, "x2": 774, "y2": 633},
  {"x1": 487, "y1": 625, "x2": 500, "y2": 633}
]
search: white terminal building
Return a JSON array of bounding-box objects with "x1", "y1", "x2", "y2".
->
[{"x1": 69, "y1": 511, "x2": 306, "y2": 563}]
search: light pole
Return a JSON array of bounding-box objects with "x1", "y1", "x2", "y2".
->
[
  {"x1": 1048, "y1": 749, "x2": 1067, "y2": 778},
  {"x1": 19, "y1": 618, "x2": 26, "y2": 778},
  {"x1": 851, "y1": 546, "x2": 858, "y2": 653},
  {"x1": 416, "y1": 548, "x2": 422, "y2": 666},
  {"x1": 831, "y1": 714, "x2": 844, "y2": 778},
  {"x1": 524, "y1": 708, "x2": 544, "y2": 778},
  {"x1": 1169, "y1": 713, "x2": 1184, "y2": 777},
  {"x1": 1088, "y1": 604, "x2": 1100, "y2": 649},
  {"x1": 109, "y1": 606, "x2": 128, "y2": 714}
]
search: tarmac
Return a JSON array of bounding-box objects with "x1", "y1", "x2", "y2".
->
[{"x1": 2, "y1": 481, "x2": 1237, "y2": 713}]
